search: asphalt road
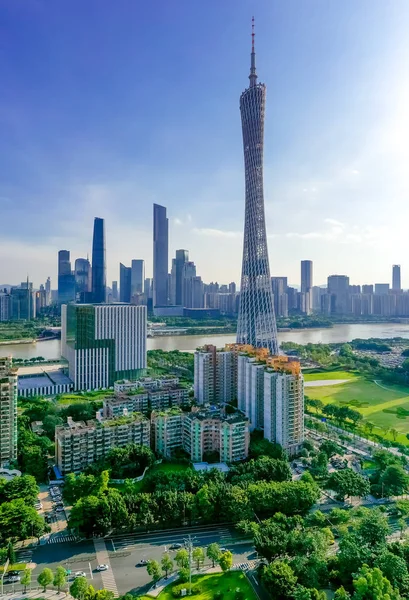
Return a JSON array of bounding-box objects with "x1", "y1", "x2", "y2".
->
[{"x1": 10, "y1": 525, "x2": 255, "y2": 597}]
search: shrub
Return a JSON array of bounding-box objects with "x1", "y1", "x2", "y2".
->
[
  {"x1": 172, "y1": 583, "x2": 201, "y2": 597},
  {"x1": 214, "y1": 592, "x2": 224, "y2": 600}
]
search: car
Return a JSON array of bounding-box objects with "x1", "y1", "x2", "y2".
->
[
  {"x1": 5, "y1": 575, "x2": 21, "y2": 583},
  {"x1": 137, "y1": 559, "x2": 148, "y2": 566},
  {"x1": 169, "y1": 543, "x2": 183, "y2": 550},
  {"x1": 74, "y1": 572, "x2": 87, "y2": 579},
  {"x1": 8, "y1": 571, "x2": 21, "y2": 577},
  {"x1": 220, "y1": 548, "x2": 229, "y2": 553},
  {"x1": 96, "y1": 564, "x2": 109, "y2": 572},
  {"x1": 56, "y1": 506, "x2": 65, "y2": 512}
]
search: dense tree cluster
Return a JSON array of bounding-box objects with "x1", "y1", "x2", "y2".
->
[
  {"x1": 0, "y1": 475, "x2": 49, "y2": 545},
  {"x1": 66, "y1": 456, "x2": 319, "y2": 537}
]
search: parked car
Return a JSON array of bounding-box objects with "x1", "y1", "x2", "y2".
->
[
  {"x1": 56, "y1": 506, "x2": 65, "y2": 512},
  {"x1": 96, "y1": 565, "x2": 109, "y2": 572},
  {"x1": 74, "y1": 572, "x2": 87, "y2": 578}
]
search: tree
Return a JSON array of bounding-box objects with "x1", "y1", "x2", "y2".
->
[
  {"x1": 37, "y1": 568, "x2": 53, "y2": 592},
  {"x1": 310, "y1": 452, "x2": 328, "y2": 478},
  {"x1": 262, "y1": 560, "x2": 297, "y2": 599},
  {"x1": 320, "y1": 440, "x2": 344, "y2": 458},
  {"x1": 390, "y1": 428, "x2": 399, "y2": 442},
  {"x1": 334, "y1": 587, "x2": 351, "y2": 600},
  {"x1": 6, "y1": 540, "x2": 16, "y2": 564},
  {"x1": 53, "y1": 566, "x2": 67, "y2": 593},
  {"x1": 192, "y1": 547, "x2": 205, "y2": 570},
  {"x1": 218, "y1": 550, "x2": 233, "y2": 572},
  {"x1": 352, "y1": 564, "x2": 401, "y2": 600},
  {"x1": 94, "y1": 591, "x2": 115, "y2": 600},
  {"x1": 21, "y1": 568, "x2": 32, "y2": 594},
  {"x1": 326, "y1": 469, "x2": 370, "y2": 501},
  {"x1": 398, "y1": 518, "x2": 407, "y2": 539},
  {"x1": 356, "y1": 509, "x2": 390, "y2": 547},
  {"x1": 380, "y1": 465, "x2": 409, "y2": 497},
  {"x1": 375, "y1": 551, "x2": 409, "y2": 596},
  {"x1": 70, "y1": 576, "x2": 88, "y2": 600},
  {"x1": 207, "y1": 542, "x2": 221, "y2": 567},
  {"x1": 175, "y1": 548, "x2": 189, "y2": 569},
  {"x1": 161, "y1": 553, "x2": 173, "y2": 578},
  {"x1": 146, "y1": 560, "x2": 162, "y2": 587}
]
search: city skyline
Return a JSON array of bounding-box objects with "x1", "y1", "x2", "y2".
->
[{"x1": 2, "y1": 2, "x2": 409, "y2": 286}]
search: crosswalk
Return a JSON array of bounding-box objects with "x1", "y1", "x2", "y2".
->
[
  {"x1": 94, "y1": 538, "x2": 119, "y2": 597},
  {"x1": 234, "y1": 560, "x2": 259, "y2": 571},
  {"x1": 47, "y1": 534, "x2": 78, "y2": 544}
]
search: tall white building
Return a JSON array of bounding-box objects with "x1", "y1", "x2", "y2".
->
[
  {"x1": 194, "y1": 345, "x2": 237, "y2": 404},
  {"x1": 62, "y1": 303, "x2": 146, "y2": 391},
  {"x1": 0, "y1": 357, "x2": 17, "y2": 466},
  {"x1": 264, "y1": 362, "x2": 304, "y2": 454}
]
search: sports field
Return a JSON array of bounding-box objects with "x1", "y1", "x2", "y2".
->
[{"x1": 305, "y1": 371, "x2": 409, "y2": 445}]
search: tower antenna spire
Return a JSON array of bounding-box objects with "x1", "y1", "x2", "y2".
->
[{"x1": 249, "y1": 16, "x2": 257, "y2": 87}]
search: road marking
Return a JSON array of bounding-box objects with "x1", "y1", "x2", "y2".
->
[
  {"x1": 93, "y1": 539, "x2": 119, "y2": 597},
  {"x1": 89, "y1": 562, "x2": 93, "y2": 580}
]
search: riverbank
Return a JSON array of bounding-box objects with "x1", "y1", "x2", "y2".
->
[
  {"x1": 2, "y1": 322, "x2": 409, "y2": 359},
  {"x1": 0, "y1": 338, "x2": 34, "y2": 345}
]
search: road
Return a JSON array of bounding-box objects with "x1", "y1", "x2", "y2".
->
[{"x1": 9, "y1": 525, "x2": 254, "y2": 597}]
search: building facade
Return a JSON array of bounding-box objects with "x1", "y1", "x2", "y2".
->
[
  {"x1": 91, "y1": 217, "x2": 106, "y2": 303},
  {"x1": 236, "y1": 22, "x2": 279, "y2": 354},
  {"x1": 58, "y1": 250, "x2": 75, "y2": 304},
  {"x1": 392, "y1": 265, "x2": 401, "y2": 292},
  {"x1": 153, "y1": 203, "x2": 169, "y2": 307},
  {"x1": 75, "y1": 258, "x2": 92, "y2": 304},
  {"x1": 151, "y1": 407, "x2": 249, "y2": 463},
  {"x1": 55, "y1": 414, "x2": 150, "y2": 475},
  {"x1": 264, "y1": 360, "x2": 304, "y2": 454},
  {"x1": 0, "y1": 357, "x2": 17, "y2": 466},
  {"x1": 61, "y1": 303, "x2": 147, "y2": 390},
  {"x1": 119, "y1": 263, "x2": 132, "y2": 303},
  {"x1": 131, "y1": 260, "x2": 145, "y2": 297}
]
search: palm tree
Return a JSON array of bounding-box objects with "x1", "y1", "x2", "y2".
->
[{"x1": 390, "y1": 428, "x2": 399, "y2": 442}]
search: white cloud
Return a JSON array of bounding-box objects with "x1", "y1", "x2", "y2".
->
[{"x1": 192, "y1": 227, "x2": 241, "y2": 239}]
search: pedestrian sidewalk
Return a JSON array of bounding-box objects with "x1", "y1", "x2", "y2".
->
[{"x1": 1, "y1": 590, "x2": 73, "y2": 600}]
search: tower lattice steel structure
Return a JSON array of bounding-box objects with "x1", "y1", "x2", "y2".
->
[{"x1": 236, "y1": 19, "x2": 279, "y2": 355}]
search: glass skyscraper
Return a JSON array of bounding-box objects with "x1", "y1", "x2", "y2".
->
[
  {"x1": 236, "y1": 21, "x2": 279, "y2": 355},
  {"x1": 153, "y1": 204, "x2": 169, "y2": 307},
  {"x1": 58, "y1": 250, "x2": 75, "y2": 304},
  {"x1": 91, "y1": 217, "x2": 106, "y2": 303}
]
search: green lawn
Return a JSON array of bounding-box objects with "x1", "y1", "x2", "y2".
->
[
  {"x1": 306, "y1": 375, "x2": 409, "y2": 445},
  {"x1": 303, "y1": 371, "x2": 359, "y2": 382},
  {"x1": 151, "y1": 572, "x2": 257, "y2": 600}
]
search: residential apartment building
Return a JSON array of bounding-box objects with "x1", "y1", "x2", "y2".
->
[
  {"x1": 55, "y1": 413, "x2": 150, "y2": 475},
  {"x1": 151, "y1": 408, "x2": 184, "y2": 457},
  {"x1": 264, "y1": 358, "x2": 304, "y2": 455},
  {"x1": 151, "y1": 407, "x2": 249, "y2": 463},
  {"x1": 194, "y1": 344, "x2": 247, "y2": 404},
  {"x1": 61, "y1": 303, "x2": 147, "y2": 391},
  {"x1": 114, "y1": 376, "x2": 180, "y2": 393},
  {"x1": 0, "y1": 357, "x2": 17, "y2": 466},
  {"x1": 183, "y1": 408, "x2": 249, "y2": 463}
]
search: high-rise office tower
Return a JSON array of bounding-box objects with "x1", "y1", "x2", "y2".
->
[
  {"x1": 174, "y1": 250, "x2": 189, "y2": 306},
  {"x1": 392, "y1": 265, "x2": 401, "y2": 291},
  {"x1": 327, "y1": 275, "x2": 350, "y2": 314},
  {"x1": 75, "y1": 258, "x2": 92, "y2": 303},
  {"x1": 91, "y1": 217, "x2": 106, "y2": 303},
  {"x1": 45, "y1": 277, "x2": 51, "y2": 306},
  {"x1": 112, "y1": 281, "x2": 118, "y2": 301},
  {"x1": 301, "y1": 260, "x2": 313, "y2": 293},
  {"x1": 0, "y1": 356, "x2": 17, "y2": 466},
  {"x1": 131, "y1": 260, "x2": 145, "y2": 297},
  {"x1": 144, "y1": 278, "x2": 153, "y2": 299},
  {"x1": 119, "y1": 263, "x2": 132, "y2": 303},
  {"x1": 182, "y1": 261, "x2": 197, "y2": 308},
  {"x1": 153, "y1": 204, "x2": 169, "y2": 307},
  {"x1": 11, "y1": 280, "x2": 36, "y2": 320},
  {"x1": 58, "y1": 250, "x2": 75, "y2": 304},
  {"x1": 61, "y1": 303, "x2": 147, "y2": 390},
  {"x1": 236, "y1": 21, "x2": 279, "y2": 355}
]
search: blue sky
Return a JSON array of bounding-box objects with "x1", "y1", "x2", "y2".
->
[{"x1": 2, "y1": 0, "x2": 409, "y2": 288}]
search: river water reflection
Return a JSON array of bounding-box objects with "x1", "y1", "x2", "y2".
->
[{"x1": 2, "y1": 322, "x2": 409, "y2": 360}]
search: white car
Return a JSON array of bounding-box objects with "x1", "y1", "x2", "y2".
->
[
  {"x1": 96, "y1": 564, "x2": 109, "y2": 572},
  {"x1": 74, "y1": 572, "x2": 87, "y2": 579},
  {"x1": 56, "y1": 506, "x2": 65, "y2": 512}
]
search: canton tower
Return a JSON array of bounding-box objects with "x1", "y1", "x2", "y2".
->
[{"x1": 236, "y1": 19, "x2": 279, "y2": 355}]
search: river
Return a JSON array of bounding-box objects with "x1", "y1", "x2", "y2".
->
[{"x1": 2, "y1": 322, "x2": 409, "y2": 360}]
